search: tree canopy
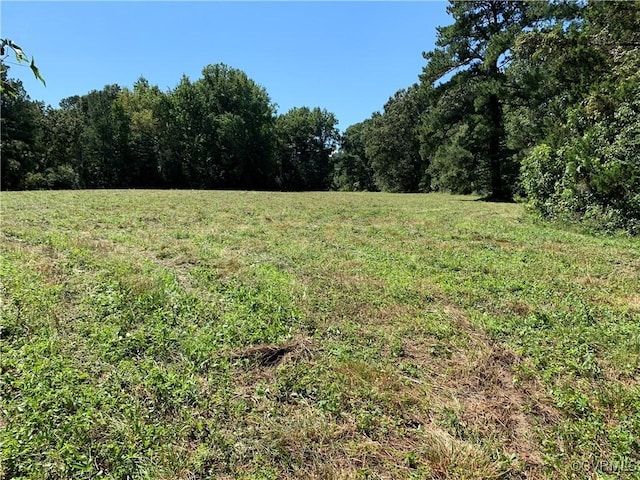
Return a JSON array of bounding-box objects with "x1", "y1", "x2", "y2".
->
[{"x1": 1, "y1": 64, "x2": 332, "y2": 192}]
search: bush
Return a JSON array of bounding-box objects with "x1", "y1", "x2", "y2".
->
[
  {"x1": 46, "y1": 164, "x2": 80, "y2": 189},
  {"x1": 23, "y1": 164, "x2": 80, "y2": 190},
  {"x1": 521, "y1": 90, "x2": 640, "y2": 235}
]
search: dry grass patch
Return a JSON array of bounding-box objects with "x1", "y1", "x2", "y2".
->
[
  {"x1": 617, "y1": 294, "x2": 640, "y2": 312},
  {"x1": 402, "y1": 301, "x2": 560, "y2": 477},
  {"x1": 227, "y1": 336, "x2": 315, "y2": 368}
]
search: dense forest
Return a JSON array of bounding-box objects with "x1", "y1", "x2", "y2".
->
[{"x1": 1, "y1": 1, "x2": 638, "y2": 233}]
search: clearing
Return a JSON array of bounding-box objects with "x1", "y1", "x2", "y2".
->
[{"x1": 1, "y1": 190, "x2": 639, "y2": 479}]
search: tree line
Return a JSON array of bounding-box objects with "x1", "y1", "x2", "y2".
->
[
  {"x1": 333, "y1": 0, "x2": 639, "y2": 233},
  {"x1": 1, "y1": 64, "x2": 339, "y2": 192},
  {"x1": 1, "y1": 1, "x2": 638, "y2": 233}
]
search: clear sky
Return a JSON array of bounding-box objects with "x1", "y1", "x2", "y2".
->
[{"x1": 1, "y1": 1, "x2": 451, "y2": 130}]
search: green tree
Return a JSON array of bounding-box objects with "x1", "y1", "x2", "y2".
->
[
  {"x1": 330, "y1": 120, "x2": 376, "y2": 192},
  {"x1": 163, "y1": 64, "x2": 276, "y2": 189},
  {"x1": 365, "y1": 85, "x2": 428, "y2": 193},
  {"x1": 0, "y1": 76, "x2": 44, "y2": 190},
  {"x1": 116, "y1": 78, "x2": 165, "y2": 187},
  {"x1": 419, "y1": 74, "x2": 485, "y2": 194},
  {"x1": 275, "y1": 107, "x2": 339, "y2": 191},
  {"x1": 73, "y1": 85, "x2": 130, "y2": 188},
  {"x1": 199, "y1": 64, "x2": 276, "y2": 189},
  {"x1": 161, "y1": 75, "x2": 205, "y2": 187},
  {"x1": 520, "y1": 1, "x2": 640, "y2": 233},
  {"x1": 35, "y1": 106, "x2": 83, "y2": 189},
  {"x1": 421, "y1": 1, "x2": 569, "y2": 200}
]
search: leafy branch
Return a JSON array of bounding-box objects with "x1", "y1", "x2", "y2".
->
[{"x1": 1, "y1": 38, "x2": 46, "y2": 97}]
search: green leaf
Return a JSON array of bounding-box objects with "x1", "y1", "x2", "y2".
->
[
  {"x1": 30, "y1": 57, "x2": 46, "y2": 86},
  {"x1": 10, "y1": 42, "x2": 25, "y2": 61}
]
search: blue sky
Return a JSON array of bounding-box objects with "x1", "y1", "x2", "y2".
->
[{"x1": 1, "y1": 1, "x2": 451, "y2": 130}]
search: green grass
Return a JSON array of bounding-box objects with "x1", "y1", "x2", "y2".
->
[{"x1": 1, "y1": 190, "x2": 639, "y2": 479}]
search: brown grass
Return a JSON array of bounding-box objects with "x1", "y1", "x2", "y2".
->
[
  {"x1": 403, "y1": 302, "x2": 560, "y2": 477},
  {"x1": 227, "y1": 336, "x2": 315, "y2": 368},
  {"x1": 220, "y1": 295, "x2": 559, "y2": 479}
]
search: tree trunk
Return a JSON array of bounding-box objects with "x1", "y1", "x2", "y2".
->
[{"x1": 487, "y1": 91, "x2": 507, "y2": 201}]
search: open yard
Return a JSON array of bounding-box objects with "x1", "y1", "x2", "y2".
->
[{"x1": 1, "y1": 190, "x2": 639, "y2": 479}]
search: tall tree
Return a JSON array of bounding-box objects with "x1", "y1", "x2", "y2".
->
[
  {"x1": 275, "y1": 107, "x2": 339, "y2": 191},
  {"x1": 117, "y1": 78, "x2": 165, "y2": 187},
  {"x1": 519, "y1": 1, "x2": 640, "y2": 233},
  {"x1": 330, "y1": 120, "x2": 377, "y2": 192},
  {"x1": 163, "y1": 64, "x2": 276, "y2": 189},
  {"x1": 365, "y1": 85, "x2": 429, "y2": 193},
  {"x1": 421, "y1": 1, "x2": 567, "y2": 200},
  {"x1": 36, "y1": 106, "x2": 83, "y2": 189},
  {"x1": 161, "y1": 75, "x2": 206, "y2": 187},
  {"x1": 419, "y1": 73, "x2": 485, "y2": 194},
  {"x1": 0, "y1": 75, "x2": 44, "y2": 190},
  {"x1": 70, "y1": 85, "x2": 130, "y2": 188}
]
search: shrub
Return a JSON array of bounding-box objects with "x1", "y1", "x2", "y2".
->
[{"x1": 521, "y1": 90, "x2": 640, "y2": 234}]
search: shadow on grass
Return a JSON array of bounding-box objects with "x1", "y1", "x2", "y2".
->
[{"x1": 454, "y1": 195, "x2": 516, "y2": 203}]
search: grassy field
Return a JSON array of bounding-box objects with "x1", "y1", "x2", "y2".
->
[{"x1": 1, "y1": 190, "x2": 639, "y2": 479}]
